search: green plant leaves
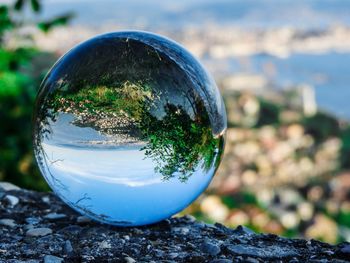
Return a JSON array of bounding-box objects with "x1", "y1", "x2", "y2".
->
[
  {"x1": 30, "y1": 0, "x2": 40, "y2": 12},
  {"x1": 14, "y1": 0, "x2": 41, "y2": 12},
  {"x1": 14, "y1": 0, "x2": 24, "y2": 11},
  {"x1": 0, "y1": 5, "x2": 13, "y2": 37},
  {"x1": 38, "y1": 13, "x2": 74, "y2": 32},
  {"x1": 0, "y1": 0, "x2": 71, "y2": 191}
]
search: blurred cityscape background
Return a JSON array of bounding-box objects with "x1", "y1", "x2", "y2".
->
[{"x1": 1, "y1": 0, "x2": 350, "y2": 244}]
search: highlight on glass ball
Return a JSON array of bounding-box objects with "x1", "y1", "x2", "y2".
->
[{"x1": 33, "y1": 31, "x2": 227, "y2": 226}]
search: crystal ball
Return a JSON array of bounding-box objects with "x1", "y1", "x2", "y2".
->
[{"x1": 33, "y1": 31, "x2": 227, "y2": 226}]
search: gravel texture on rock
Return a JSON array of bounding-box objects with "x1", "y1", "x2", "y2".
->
[{"x1": 0, "y1": 182, "x2": 349, "y2": 263}]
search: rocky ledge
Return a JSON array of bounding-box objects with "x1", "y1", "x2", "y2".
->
[{"x1": 0, "y1": 182, "x2": 349, "y2": 263}]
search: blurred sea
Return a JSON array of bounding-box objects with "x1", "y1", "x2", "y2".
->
[
  {"x1": 237, "y1": 52, "x2": 350, "y2": 120},
  {"x1": 42, "y1": 0, "x2": 350, "y2": 119}
]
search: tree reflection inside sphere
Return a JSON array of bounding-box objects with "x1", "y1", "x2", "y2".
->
[{"x1": 33, "y1": 31, "x2": 227, "y2": 226}]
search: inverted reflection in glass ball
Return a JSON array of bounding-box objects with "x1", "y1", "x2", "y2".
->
[{"x1": 33, "y1": 31, "x2": 227, "y2": 226}]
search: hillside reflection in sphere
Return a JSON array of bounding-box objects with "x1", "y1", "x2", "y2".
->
[{"x1": 33, "y1": 31, "x2": 227, "y2": 226}]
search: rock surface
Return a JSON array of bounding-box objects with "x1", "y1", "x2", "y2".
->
[{"x1": 0, "y1": 182, "x2": 349, "y2": 263}]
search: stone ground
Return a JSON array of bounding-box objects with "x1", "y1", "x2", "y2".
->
[{"x1": 0, "y1": 182, "x2": 349, "y2": 263}]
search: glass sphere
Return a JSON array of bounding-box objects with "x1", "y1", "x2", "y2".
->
[{"x1": 33, "y1": 31, "x2": 226, "y2": 226}]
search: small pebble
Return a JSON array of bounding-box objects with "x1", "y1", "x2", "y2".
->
[
  {"x1": 25, "y1": 217, "x2": 41, "y2": 225},
  {"x1": 82, "y1": 255, "x2": 95, "y2": 261},
  {"x1": 44, "y1": 213, "x2": 66, "y2": 220},
  {"x1": 169, "y1": 252, "x2": 179, "y2": 259},
  {"x1": 26, "y1": 227, "x2": 53, "y2": 237},
  {"x1": 183, "y1": 214, "x2": 196, "y2": 222},
  {"x1": 133, "y1": 228, "x2": 143, "y2": 234},
  {"x1": 77, "y1": 216, "x2": 91, "y2": 223},
  {"x1": 172, "y1": 226, "x2": 190, "y2": 235},
  {"x1": 64, "y1": 240, "x2": 73, "y2": 254},
  {"x1": 0, "y1": 182, "x2": 20, "y2": 191},
  {"x1": 42, "y1": 196, "x2": 50, "y2": 203},
  {"x1": 246, "y1": 257, "x2": 259, "y2": 263},
  {"x1": 99, "y1": 240, "x2": 112, "y2": 249},
  {"x1": 234, "y1": 225, "x2": 255, "y2": 235},
  {"x1": 124, "y1": 256, "x2": 136, "y2": 263},
  {"x1": 59, "y1": 225, "x2": 81, "y2": 234},
  {"x1": 201, "y1": 240, "x2": 221, "y2": 256},
  {"x1": 324, "y1": 250, "x2": 334, "y2": 256},
  {"x1": 4, "y1": 195, "x2": 19, "y2": 207},
  {"x1": 44, "y1": 255, "x2": 63, "y2": 263},
  {"x1": 0, "y1": 218, "x2": 16, "y2": 228}
]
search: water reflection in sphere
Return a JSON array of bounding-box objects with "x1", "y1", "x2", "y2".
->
[{"x1": 33, "y1": 31, "x2": 226, "y2": 226}]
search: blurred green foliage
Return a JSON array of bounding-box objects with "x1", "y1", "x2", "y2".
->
[{"x1": 0, "y1": 0, "x2": 72, "y2": 191}]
